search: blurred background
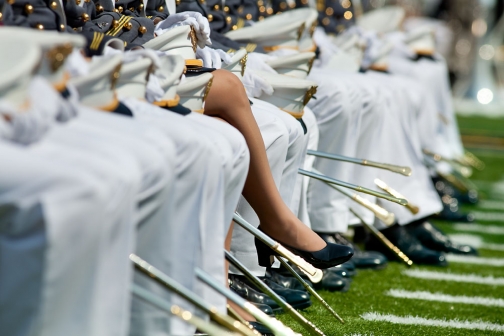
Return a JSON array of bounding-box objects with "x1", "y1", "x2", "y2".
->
[{"x1": 357, "y1": 0, "x2": 504, "y2": 117}]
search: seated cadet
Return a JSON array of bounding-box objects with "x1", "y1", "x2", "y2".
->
[
  {"x1": 0, "y1": 37, "x2": 143, "y2": 336},
  {"x1": 299, "y1": 0, "x2": 478, "y2": 262},
  {"x1": 217, "y1": 0, "x2": 477, "y2": 267}
]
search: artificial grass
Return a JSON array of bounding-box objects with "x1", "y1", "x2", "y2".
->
[{"x1": 275, "y1": 118, "x2": 504, "y2": 335}]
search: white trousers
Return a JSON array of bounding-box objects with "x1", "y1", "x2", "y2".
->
[
  {"x1": 388, "y1": 54, "x2": 464, "y2": 159},
  {"x1": 230, "y1": 99, "x2": 296, "y2": 276},
  {"x1": 123, "y1": 99, "x2": 235, "y2": 336},
  {"x1": 0, "y1": 141, "x2": 131, "y2": 336}
]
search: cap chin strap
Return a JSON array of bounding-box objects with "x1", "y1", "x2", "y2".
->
[
  {"x1": 52, "y1": 72, "x2": 71, "y2": 93},
  {"x1": 98, "y1": 94, "x2": 120, "y2": 112},
  {"x1": 263, "y1": 45, "x2": 299, "y2": 53},
  {"x1": 153, "y1": 94, "x2": 180, "y2": 107},
  {"x1": 280, "y1": 108, "x2": 304, "y2": 119}
]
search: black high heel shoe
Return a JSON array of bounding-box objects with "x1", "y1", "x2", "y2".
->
[{"x1": 254, "y1": 226, "x2": 354, "y2": 269}]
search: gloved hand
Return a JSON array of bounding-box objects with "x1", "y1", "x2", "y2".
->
[
  {"x1": 196, "y1": 46, "x2": 232, "y2": 68},
  {"x1": 245, "y1": 52, "x2": 277, "y2": 73},
  {"x1": 155, "y1": 12, "x2": 211, "y2": 48},
  {"x1": 242, "y1": 69, "x2": 274, "y2": 98},
  {"x1": 312, "y1": 27, "x2": 341, "y2": 66},
  {"x1": 146, "y1": 74, "x2": 165, "y2": 103}
]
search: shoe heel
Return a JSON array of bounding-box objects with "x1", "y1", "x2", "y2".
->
[{"x1": 255, "y1": 237, "x2": 275, "y2": 267}]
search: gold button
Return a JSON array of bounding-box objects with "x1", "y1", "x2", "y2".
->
[
  {"x1": 75, "y1": 0, "x2": 80, "y2": 4},
  {"x1": 24, "y1": 4, "x2": 34, "y2": 14},
  {"x1": 176, "y1": 0, "x2": 180, "y2": 4},
  {"x1": 257, "y1": 0, "x2": 263, "y2": 5},
  {"x1": 245, "y1": 13, "x2": 252, "y2": 20},
  {"x1": 207, "y1": 13, "x2": 213, "y2": 21},
  {"x1": 288, "y1": 2, "x2": 295, "y2": 8},
  {"x1": 138, "y1": 25, "x2": 147, "y2": 34},
  {"x1": 226, "y1": 16, "x2": 232, "y2": 24},
  {"x1": 138, "y1": 3, "x2": 143, "y2": 10},
  {"x1": 279, "y1": 2, "x2": 286, "y2": 9},
  {"x1": 325, "y1": 7, "x2": 333, "y2": 15},
  {"x1": 258, "y1": 16, "x2": 264, "y2": 21},
  {"x1": 0, "y1": 12, "x2": 3, "y2": 21},
  {"x1": 35, "y1": 23, "x2": 44, "y2": 30},
  {"x1": 96, "y1": 5, "x2": 104, "y2": 12},
  {"x1": 50, "y1": 1, "x2": 57, "y2": 9},
  {"x1": 259, "y1": 5, "x2": 265, "y2": 12},
  {"x1": 213, "y1": 4, "x2": 219, "y2": 10},
  {"x1": 7, "y1": 0, "x2": 14, "y2": 4},
  {"x1": 60, "y1": 23, "x2": 65, "y2": 30},
  {"x1": 157, "y1": 5, "x2": 163, "y2": 11},
  {"x1": 81, "y1": 13, "x2": 89, "y2": 21},
  {"x1": 123, "y1": 21, "x2": 132, "y2": 30},
  {"x1": 117, "y1": 6, "x2": 123, "y2": 12},
  {"x1": 266, "y1": 7, "x2": 273, "y2": 14},
  {"x1": 231, "y1": 25, "x2": 238, "y2": 30},
  {"x1": 322, "y1": 17, "x2": 330, "y2": 26},
  {"x1": 129, "y1": 6, "x2": 134, "y2": 11},
  {"x1": 301, "y1": 0, "x2": 308, "y2": 3},
  {"x1": 112, "y1": 19, "x2": 119, "y2": 28},
  {"x1": 223, "y1": 5, "x2": 229, "y2": 12},
  {"x1": 198, "y1": 0, "x2": 205, "y2": 3},
  {"x1": 343, "y1": 11, "x2": 352, "y2": 20}
]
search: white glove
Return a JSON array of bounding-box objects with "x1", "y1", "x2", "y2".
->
[
  {"x1": 312, "y1": 27, "x2": 342, "y2": 66},
  {"x1": 146, "y1": 74, "x2": 165, "y2": 103},
  {"x1": 66, "y1": 49, "x2": 91, "y2": 77},
  {"x1": 242, "y1": 69, "x2": 273, "y2": 98},
  {"x1": 245, "y1": 52, "x2": 277, "y2": 73},
  {"x1": 155, "y1": 12, "x2": 211, "y2": 48},
  {"x1": 196, "y1": 46, "x2": 232, "y2": 68}
]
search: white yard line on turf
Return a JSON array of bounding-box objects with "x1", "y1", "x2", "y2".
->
[
  {"x1": 386, "y1": 289, "x2": 504, "y2": 307},
  {"x1": 445, "y1": 255, "x2": 504, "y2": 267},
  {"x1": 478, "y1": 200, "x2": 504, "y2": 211},
  {"x1": 361, "y1": 313, "x2": 504, "y2": 332},
  {"x1": 448, "y1": 234, "x2": 504, "y2": 251},
  {"x1": 473, "y1": 211, "x2": 504, "y2": 222},
  {"x1": 453, "y1": 223, "x2": 504, "y2": 235},
  {"x1": 403, "y1": 270, "x2": 504, "y2": 286}
]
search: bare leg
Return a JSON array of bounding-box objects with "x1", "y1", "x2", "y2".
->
[{"x1": 204, "y1": 70, "x2": 325, "y2": 252}]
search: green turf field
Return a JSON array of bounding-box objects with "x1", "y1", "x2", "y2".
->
[{"x1": 277, "y1": 116, "x2": 504, "y2": 335}]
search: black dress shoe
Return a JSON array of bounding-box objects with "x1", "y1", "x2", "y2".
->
[
  {"x1": 313, "y1": 270, "x2": 348, "y2": 292},
  {"x1": 231, "y1": 274, "x2": 312, "y2": 310},
  {"x1": 266, "y1": 268, "x2": 312, "y2": 291},
  {"x1": 338, "y1": 260, "x2": 356, "y2": 276},
  {"x1": 365, "y1": 224, "x2": 448, "y2": 266},
  {"x1": 432, "y1": 176, "x2": 478, "y2": 205},
  {"x1": 432, "y1": 194, "x2": 475, "y2": 222},
  {"x1": 326, "y1": 265, "x2": 351, "y2": 278},
  {"x1": 228, "y1": 274, "x2": 283, "y2": 312},
  {"x1": 250, "y1": 302, "x2": 274, "y2": 316},
  {"x1": 249, "y1": 321, "x2": 274, "y2": 336},
  {"x1": 255, "y1": 226, "x2": 354, "y2": 269},
  {"x1": 318, "y1": 232, "x2": 388, "y2": 269},
  {"x1": 406, "y1": 220, "x2": 478, "y2": 255}
]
